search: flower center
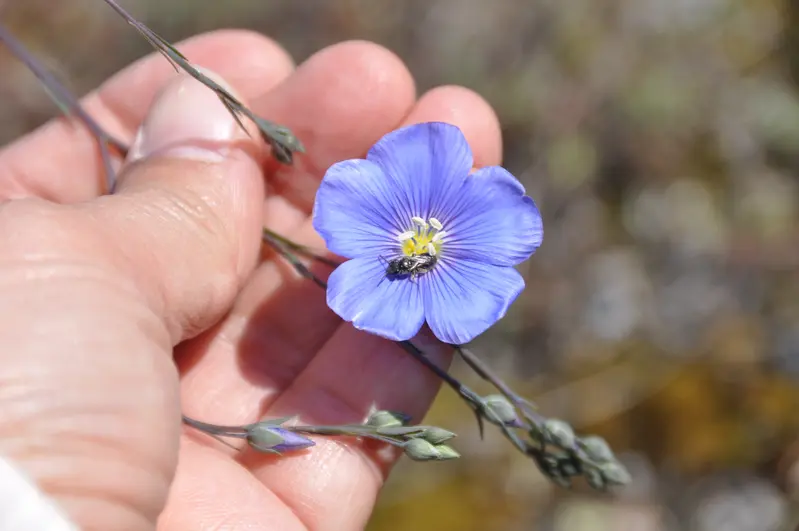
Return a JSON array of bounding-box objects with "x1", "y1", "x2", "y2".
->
[{"x1": 396, "y1": 216, "x2": 447, "y2": 257}]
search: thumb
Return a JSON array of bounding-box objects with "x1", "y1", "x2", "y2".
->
[{"x1": 90, "y1": 71, "x2": 266, "y2": 341}]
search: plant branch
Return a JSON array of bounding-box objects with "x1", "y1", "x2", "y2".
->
[
  {"x1": 9, "y1": 21, "x2": 629, "y2": 485},
  {"x1": 100, "y1": 0, "x2": 304, "y2": 164},
  {"x1": 0, "y1": 23, "x2": 126, "y2": 191}
]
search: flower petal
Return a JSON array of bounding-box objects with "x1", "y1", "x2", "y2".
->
[
  {"x1": 422, "y1": 260, "x2": 524, "y2": 344},
  {"x1": 327, "y1": 257, "x2": 425, "y2": 341},
  {"x1": 312, "y1": 159, "x2": 410, "y2": 258},
  {"x1": 366, "y1": 122, "x2": 474, "y2": 221},
  {"x1": 443, "y1": 166, "x2": 543, "y2": 266}
]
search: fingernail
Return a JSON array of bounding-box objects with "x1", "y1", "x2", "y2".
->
[{"x1": 128, "y1": 69, "x2": 247, "y2": 163}]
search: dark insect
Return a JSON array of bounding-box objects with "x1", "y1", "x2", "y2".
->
[{"x1": 383, "y1": 253, "x2": 438, "y2": 281}]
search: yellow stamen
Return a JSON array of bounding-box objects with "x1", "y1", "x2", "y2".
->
[{"x1": 399, "y1": 216, "x2": 446, "y2": 257}]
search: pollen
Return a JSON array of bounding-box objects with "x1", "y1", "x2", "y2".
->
[{"x1": 396, "y1": 217, "x2": 447, "y2": 257}]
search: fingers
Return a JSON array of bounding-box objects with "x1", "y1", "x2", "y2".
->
[
  {"x1": 0, "y1": 29, "x2": 293, "y2": 202},
  {"x1": 87, "y1": 71, "x2": 266, "y2": 342},
  {"x1": 236, "y1": 86, "x2": 503, "y2": 401},
  {"x1": 255, "y1": 40, "x2": 417, "y2": 224},
  {"x1": 157, "y1": 443, "x2": 305, "y2": 530},
  {"x1": 407, "y1": 85, "x2": 503, "y2": 167},
  {"x1": 237, "y1": 86, "x2": 502, "y2": 530},
  {"x1": 177, "y1": 40, "x2": 418, "y2": 420},
  {"x1": 0, "y1": 68, "x2": 272, "y2": 530},
  {"x1": 178, "y1": 82, "x2": 503, "y2": 428}
]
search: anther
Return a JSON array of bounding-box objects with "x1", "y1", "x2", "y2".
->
[
  {"x1": 432, "y1": 230, "x2": 448, "y2": 243},
  {"x1": 411, "y1": 216, "x2": 428, "y2": 229},
  {"x1": 427, "y1": 243, "x2": 437, "y2": 255},
  {"x1": 397, "y1": 231, "x2": 415, "y2": 242},
  {"x1": 429, "y1": 217, "x2": 443, "y2": 230}
]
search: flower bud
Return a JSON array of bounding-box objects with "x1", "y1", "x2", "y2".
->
[
  {"x1": 543, "y1": 419, "x2": 576, "y2": 449},
  {"x1": 599, "y1": 461, "x2": 631, "y2": 486},
  {"x1": 376, "y1": 425, "x2": 426, "y2": 437},
  {"x1": 580, "y1": 436, "x2": 615, "y2": 462},
  {"x1": 551, "y1": 473, "x2": 572, "y2": 489},
  {"x1": 483, "y1": 395, "x2": 522, "y2": 428},
  {"x1": 558, "y1": 459, "x2": 580, "y2": 477},
  {"x1": 433, "y1": 445, "x2": 461, "y2": 460},
  {"x1": 247, "y1": 423, "x2": 315, "y2": 454},
  {"x1": 366, "y1": 410, "x2": 410, "y2": 428},
  {"x1": 403, "y1": 439, "x2": 460, "y2": 461},
  {"x1": 418, "y1": 427, "x2": 457, "y2": 445},
  {"x1": 585, "y1": 468, "x2": 606, "y2": 491}
]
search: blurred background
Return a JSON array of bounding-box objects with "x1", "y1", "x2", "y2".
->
[{"x1": 2, "y1": 0, "x2": 799, "y2": 529}]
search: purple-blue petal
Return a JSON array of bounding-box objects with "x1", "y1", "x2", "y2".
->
[
  {"x1": 422, "y1": 260, "x2": 524, "y2": 344},
  {"x1": 270, "y1": 428, "x2": 316, "y2": 452},
  {"x1": 327, "y1": 257, "x2": 425, "y2": 341},
  {"x1": 366, "y1": 122, "x2": 474, "y2": 221},
  {"x1": 443, "y1": 166, "x2": 543, "y2": 266},
  {"x1": 312, "y1": 159, "x2": 406, "y2": 259}
]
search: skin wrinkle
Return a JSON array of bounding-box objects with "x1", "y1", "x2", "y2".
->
[
  {"x1": 0, "y1": 336, "x2": 176, "y2": 527},
  {"x1": 55, "y1": 493, "x2": 154, "y2": 531},
  {"x1": 0, "y1": 30, "x2": 505, "y2": 529},
  {"x1": 90, "y1": 188, "x2": 244, "y2": 342},
  {"x1": 251, "y1": 439, "x2": 377, "y2": 531},
  {"x1": 160, "y1": 439, "x2": 309, "y2": 531},
  {"x1": 258, "y1": 439, "x2": 379, "y2": 531},
  {"x1": 0, "y1": 225, "x2": 179, "y2": 529},
  {"x1": 44, "y1": 458, "x2": 167, "y2": 527}
]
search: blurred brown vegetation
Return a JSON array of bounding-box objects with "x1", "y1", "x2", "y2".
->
[{"x1": 3, "y1": 0, "x2": 799, "y2": 529}]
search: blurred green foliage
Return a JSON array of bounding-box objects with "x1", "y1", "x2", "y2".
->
[{"x1": 3, "y1": 0, "x2": 799, "y2": 529}]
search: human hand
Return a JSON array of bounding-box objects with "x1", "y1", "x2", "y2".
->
[{"x1": 0, "y1": 30, "x2": 503, "y2": 530}]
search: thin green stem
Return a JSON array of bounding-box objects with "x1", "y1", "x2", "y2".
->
[
  {"x1": 0, "y1": 23, "x2": 126, "y2": 191},
  {"x1": 263, "y1": 228, "x2": 341, "y2": 268},
  {"x1": 455, "y1": 345, "x2": 543, "y2": 423},
  {"x1": 181, "y1": 414, "x2": 248, "y2": 438},
  {"x1": 100, "y1": 0, "x2": 304, "y2": 164},
  {"x1": 287, "y1": 425, "x2": 408, "y2": 447}
]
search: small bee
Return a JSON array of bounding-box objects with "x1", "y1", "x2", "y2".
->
[{"x1": 383, "y1": 253, "x2": 438, "y2": 281}]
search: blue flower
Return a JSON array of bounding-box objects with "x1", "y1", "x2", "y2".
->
[{"x1": 312, "y1": 122, "x2": 543, "y2": 344}]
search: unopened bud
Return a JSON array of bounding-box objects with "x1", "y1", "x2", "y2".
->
[
  {"x1": 403, "y1": 439, "x2": 459, "y2": 461},
  {"x1": 585, "y1": 468, "x2": 606, "y2": 491},
  {"x1": 366, "y1": 410, "x2": 410, "y2": 429},
  {"x1": 483, "y1": 395, "x2": 522, "y2": 427},
  {"x1": 247, "y1": 424, "x2": 315, "y2": 454},
  {"x1": 381, "y1": 425, "x2": 456, "y2": 444},
  {"x1": 551, "y1": 474, "x2": 572, "y2": 489},
  {"x1": 599, "y1": 461, "x2": 631, "y2": 486},
  {"x1": 433, "y1": 445, "x2": 461, "y2": 460},
  {"x1": 418, "y1": 427, "x2": 457, "y2": 445},
  {"x1": 543, "y1": 419, "x2": 576, "y2": 449},
  {"x1": 580, "y1": 436, "x2": 615, "y2": 463},
  {"x1": 558, "y1": 459, "x2": 580, "y2": 477}
]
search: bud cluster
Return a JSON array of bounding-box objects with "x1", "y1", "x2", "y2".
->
[
  {"x1": 365, "y1": 410, "x2": 460, "y2": 461},
  {"x1": 18, "y1": 0, "x2": 630, "y2": 502},
  {"x1": 471, "y1": 392, "x2": 631, "y2": 491},
  {"x1": 183, "y1": 410, "x2": 461, "y2": 463}
]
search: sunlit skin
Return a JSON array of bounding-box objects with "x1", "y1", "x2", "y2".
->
[{"x1": 0, "y1": 30, "x2": 502, "y2": 530}]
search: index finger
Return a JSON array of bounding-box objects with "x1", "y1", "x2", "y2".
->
[{"x1": 0, "y1": 29, "x2": 294, "y2": 202}]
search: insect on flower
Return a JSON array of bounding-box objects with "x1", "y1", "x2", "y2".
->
[
  {"x1": 382, "y1": 252, "x2": 438, "y2": 281},
  {"x1": 312, "y1": 122, "x2": 544, "y2": 344}
]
